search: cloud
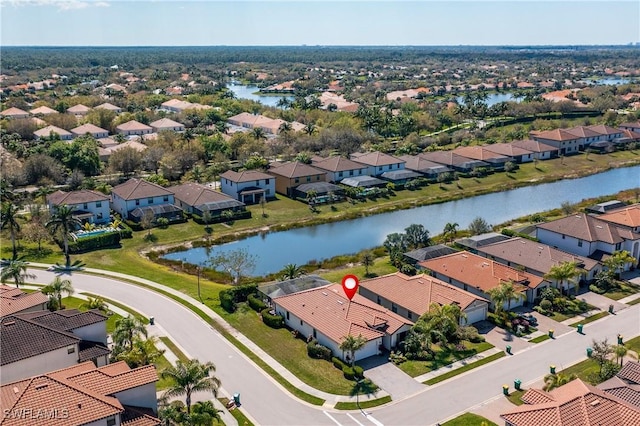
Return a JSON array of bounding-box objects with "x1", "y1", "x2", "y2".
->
[{"x1": 7, "y1": 0, "x2": 110, "y2": 11}]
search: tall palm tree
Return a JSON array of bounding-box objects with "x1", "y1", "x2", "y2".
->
[
  {"x1": 42, "y1": 276, "x2": 74, "y2": 311},
  {"x1": 251, "y1": 127, "x2": 266, "y2": 141},
  {"x1": 117, "y1": 336, "x2": 165, "y2": 368},
  {"x1": 281, "y1": 263, "x2": 305, "y2": 280},
  {"x1": 190, "y1": 400, "x2": 222, "y2": 425},
  {"x1": 339, "y1": 334, "x2": 367, "y2": 366},
  {"x1": 81, "y1": 296, "x2": 109, "y2": 313},
  {"x1": 545, "y1": 261, "x2": 581, "y2": 295},
  {"x1": 113, "y1": 315, "x2": 148, "y2": 351},
  {"x1": 46, "y1": 205, "x2": 81, "y2": 268},
  {"x1": 0, "y1": 258, "x2": 35, "y2": 288},
  {"x1": 1, "y1": 202, "x2": 21, "y2": 260},
  {"x1": 499, "y1": 280, "x2": 526, "y2": 311},
  {"x1": 443, "y1": 222, "x2": 459, "y2": 243},
  {"x1": 161, "y1": 359, "x2": 221, "y2": 415},
  {"x1": 422, "y1": 303, "x2": 465, "y2": 344},
  {"x1": 605, "y1": 250, "x2": 637, "y2": 278},
  {"x1": 543, "y1": 372, "x2": 577, "y2": 391},
  {"x1": 487, "y1": 285, "x2": 507, "y2": 316}
]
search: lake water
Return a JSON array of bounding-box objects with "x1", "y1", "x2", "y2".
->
[
  {"x1": 456, "y1": 92, "x2": 518, "y2": 107},
  {"x1": 165, "y1": 166, "x2": 640, "y2": 276},
  {"x1": 226, "y1": 83, "x2": 295, "y2": 108}
]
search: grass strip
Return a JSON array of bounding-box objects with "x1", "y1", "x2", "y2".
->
[
  {"x1": 627, "y1": 297, "x2": 640, "y2": 306},
  {"x1": 569, "y1": 311, "x2": 609, "y2": 327},
  {"x1": 334, "y1": 395, "x2": 392, "y2": 410},
  {"x1": 529, "y1": 334, "x2": 551, "y2": 344},
  {"x1": 219, "y1": 398, "x2": 254, "y2": 426},
  {"x1": 159, "y1": 336, "x2": 189, "y2": 363},
  {"x1": 441, "y1": 412, "x2": 498, "y2": 426},
  {"x1": 81, "y1": 291, "x2": 149, "y2": 324},
  {"x1": 506, "y1": 389, "x2": 526, "y2": 406},
  {"x1": 424, "y1": 352, "x2": 506, "y2": 385}
]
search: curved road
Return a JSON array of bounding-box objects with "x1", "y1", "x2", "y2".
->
[{"x1": 26, "y1": 269, "x2": 640, "y2": 426}]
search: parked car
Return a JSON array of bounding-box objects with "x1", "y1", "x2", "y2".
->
[{"x1": 517, "y1": 313, "x2": 538, "y2": 326}]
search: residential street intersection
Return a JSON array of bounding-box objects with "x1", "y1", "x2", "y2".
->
[{"x1": 24, "y1": 267, "x2": 640, "y2": 426}]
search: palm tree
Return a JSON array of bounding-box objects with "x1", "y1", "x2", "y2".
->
[
  {"x1": 190, "y1": 400, "x2": 222, "y2": 426},
  {"x1": 42, "y1": 277, "x2": 74, "y2": 311},
  {"x1": 422, "y1": 303, "x2": 465, "y2": 344},
  {"x1": 543, "y1": 372, "x2": 577, "y2": 391},
  {"x1": 281, "y1": 263, "x2": 305, "y2": 280},
  {"x1": 117, "y1": 336, "x2": 165, "y2": 368},
  {"x1": 0, "y1": 258, "x2": 35, "y2": 288},
  {"x1": 339, "y1": 334, "x2": 367, "y2": 366},
  {"x1": 81, "y1": 296, "x2": 109, "y2": 313},
  {"x1": 1, "y1": 202, "x2": 21, "y2": 260},
  {"x1": 604, "y1": 250, "x2": 637, "y2": 278},
  {"x1": 161, "y1": 359, "x2": 221, "y2": 415},
  {"x1": 278, "y1": 121, "x2": 292, "y2": 134},
  {"x1": 614, "y1": 344, "x2": 637, "y2": 367},
  {"x1": 487, "y1": 285, "x2": 507, "y2": 316},
  {"x1": 443, "y1": 222, "x2": 459, "y2": 243},
  {"x1": 303, "y1": 122, "x2": 317, "y2": 136},
  {"x1": 499, "y1": 280, "x2": 526, "y2": 312},
  {"x1": 113, "y1": 315, "x2": 148, "y2": 351},
  {"x1": 545, "y1": 261, "x2": 581, "y2": 295},
  {"x1": 46, "y1": 205, "x2": 81, "y2": 268},
  {"x1": 251, "y1": 127, "x2": 266, "y2": 141}
]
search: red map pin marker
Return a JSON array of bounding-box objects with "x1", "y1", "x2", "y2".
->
[{"x1": 341, "y1": 275, "x2": 359, "y2": 301}]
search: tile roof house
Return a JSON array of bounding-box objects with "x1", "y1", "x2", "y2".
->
[
  {"x1": 160, "y1": 98, "x2": 194, "y2": 113},
  {"x1": 420, "y1": 251, "x2": 545, "y2": 307},
  {"x1": 29, "y1": 105, "x2": 57, "y2": 115},
  {"x1": 530, "y1": 128, "x2": 583, "y2": 155},
  {"x1": 599, "y1": 361, "x2": 640, "y2": 408},
  {"x1": 111, "y1": 178, "x2": 180, "y2": 222},
  {"x1": 116, "y1": 120, "x2": 153, "y2": 136},
  {"x1": 67, "y1": 104, "x2": 91, "y2": 116},
  {"x1": 565, "y1": 125, "x2": 603, "y2": 146},
  {"x1": 267, "y1": 162, "x2": 327, "y2": 197},
  {"x1": 0, "y1": 285, "x2": 48, "y2": 318},
  {"x1": 94, "y1": 102, "x2": 122, "y2": 114},
  {"x1": 311, "y1": 156, "x2": 369, "y2": 183},
  {"x1": 511, "y1": 139, "x2": 559, "y2": 160},
  {"x1": 169, "y1": 182, "x2": 246, "y2": 218},
  {"x1": 452, "y1": 146, "x2": 514, "y2": 170},
  {"x1": 476, "y1": 237, "x2": 601, "y2": 294},
  {"x1": 47, "y1": 189, "x2": 111, "y2": 225},
  {"x1": 33, "y1": 125, "x2": 73, "y2": 141},
  {"x1": 351, "y1": 152, "x2": 405, "y2": 177},
  {"x1": 0, "y1": 107, "x2": 30, "y2": 119},
  {"x1": 71, "y1": 123, "x2": 110, "y2": 139},
  {"x1": 483, "y1": 143, "x2": 535, "y2": 163},
  {"x1": 419, "y1": 151, "x2": 489, "y2": 173},
  {"x1": 619, "y1": 121, "x2": 640, "y2": 132},
  {"x1": 501, "y1": 379, "x2": 640, "y2": 426},
  {"x1": 359, "y1": 272, "x2": 489, "y2": 324},
  {"x1": 219, "y1": 170, "x2": 275, "y2": 204},
  {"x1": 597, "y1": 204, "x2": 640, "y2": 233},
  {"x1": 1, "y1": 310, "x2": 109, "y2": 384},
  {"x1": 399, "y1": 155, "x2": 453, "y2": 178},
  {"x1": 149, "y1": 118, "x2": 185, "y2": 133},
  {"x1": 273, "y1": 283, "x2": 413, "y2": 362},
  {"x1": 587, "y1": 124, "x2": 624, "y2": 142},
  {"x1": 1, "y1": 361, "x2": 159, "y2": 426},
  {"x1": 536, "y1": 213, "x2": 640, "y2": 266}
]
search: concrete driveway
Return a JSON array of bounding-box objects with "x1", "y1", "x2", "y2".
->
[
  {"x1": 475, "y1": 320, "x2": 532, "y2": 354},
  {"x1": 359, "y1": 355, "x2": 425, "y2": 400},
  {"x1": 512, "y1": 307, "x2": 573, "y2": 337},
  {"x1": 577, "y1": 291, "x2": 627, "y2": 313}
]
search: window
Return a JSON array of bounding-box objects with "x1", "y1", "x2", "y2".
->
[
  {"x1": 266, "y1": 189, "x2": 270, "y2": 195},
  {"x1": 255, "y1": 180, "x2": 259, "y2": 185},
  {"x1": 96, "y1": 201, "x2": 102, "y2": 208},
  {"x1": 378, "y1": 166, "x2": 383, "y2": 171},
  {"x1": 67, "y1": 346, "x2": 75, "y2": 354},
  {"x1": 338, "y1": 172, "x2": 343, "y2": 178},
  {"x1": 286, "y1": 311, "x2": 289, "y2": 320},
  {"x1": 313, "y1": 329, "x2": 317, "y2": 338},
  {"x1": 148, "y1": 198, "x2": 154, "y2": 204},
  {"x1": 163, "y1": 196, "x2": 169, "y2": 202},
  {"x1": 391, "y1": 303, "x2": 397, "y2": 313},
  {"x1": 408, "y1": 312, "x2": 413, "y2": 320},
  {"x1": 562, "y1": 235, "x2": 565, "y2": 239},
  {"x1": 376, "y1": 296, "x2": 381, "y2": 304},
  {"x1": 616, "y1": 243, "x2": 622, "y2": 250},
  {"x1": 265, "y1": 179, "x2": 270, "y2": 185},
  {"x1": 578, "y1": 240, "x2": 583, "y2": 247},
  {"x1": 300, "y1": 320, "x2": 303, "y2": 326},
  {"x1": 295, "y1": 178, "x2": 299, "y2": 184},
  {"x1": 106, "y1": 417, "x2": 116, "y2": 426},
  {"x1": 135, "y1": 200, "x2": 140, "y2": 206},
  {"x1": 306, "y1": 177, "x2": 311, "y2": 182},
  {"x1": 349, "y1": 170, "x2": 354, "y2": 176},
  {"x1": 83, "y1": 203, "x2": 88, "y2": 209}
]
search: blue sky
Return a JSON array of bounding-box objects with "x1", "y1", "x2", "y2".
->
[{"x1": 2, "y1": 1, "x2": 639, "y2": 46}]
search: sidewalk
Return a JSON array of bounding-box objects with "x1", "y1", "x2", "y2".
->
[
  {"x1": 414, "y1": 347, "x2": 503, "y2": 383},
  {"x1": 30, "y1": 262, "x2": 388, "y2": 406}
]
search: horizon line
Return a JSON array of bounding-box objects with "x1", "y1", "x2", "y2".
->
[{"x1": 2, "y1": 43, "x2": 639, "y2": 48}]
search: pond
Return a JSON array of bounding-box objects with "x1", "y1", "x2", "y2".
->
[
  {"x1": 226, "y1": 83, "x2": 295, "y2": 108},
  {"x1": 456, "y1": 92, "x2": 519, "y2": 107},
  {"x1": 165, "y1": 166, "x2": 640, "y2": 277}
]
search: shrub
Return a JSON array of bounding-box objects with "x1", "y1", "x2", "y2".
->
[
  {"x1": 540, "y1": 299, "x2": 553, "y2": 311},
  {"x1": 219, "y1": 284, "x2": 260, "y2": 311},
  {"x1": 533, "y1": 305, "x2": 549, "y2": 316},
  {"x1": 67, "y1": 231, "x2": 121, "y2": 253},
  {"x1": 219, "y1": 290, "x2": 235, "y2": 313},
  {"x1": 589, "y1": 284, "x2": 605, "y2": 294},
  {"x1": 353, "y1": 365, "x2": 364, "y2": 379},
  {"x1": 332, "y1": 357, "x2": 346, "y2": 370},
  {"x1": 342, "y1": 366, "x2": 355, "y2": 380},
  {"x1": 156, "y1": 217, "x2": 169, "y2": 228},
  {"x1": 307, "y1": 340, "x2": 332, "y2": 360},
  {"x1": 247, "y1": 293, "x2": 267, "y2": 312},
  {"x1": 118, "y1": 222, "x2": 133, "y2": 239},
  {"x1": 261, "y1": 308, "x2": 284, "y2": 329}
]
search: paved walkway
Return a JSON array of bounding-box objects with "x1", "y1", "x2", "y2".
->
[
  {"x1": 414, "y1": 347, "x2": 503, "y2": 383},
  {"x1": 359, "y1": 356, "x2": 424, "y2": 400}
]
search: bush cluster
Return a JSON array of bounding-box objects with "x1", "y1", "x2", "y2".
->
[
  {"x1": 247, "y1": 293, "x2": 267, "y2": 312},
  {"x1": 218, "y1": 283, "x2": 259, "y2": 313},
  {"x1": 68, "y1": 231, "x2": 121, "y2": 253},
  {"x1": 306, "y1": 340, "x2": 332, "y2": 360},
  {"x1": 260, "y1": 308, "x2": 284, "y2": 328}
]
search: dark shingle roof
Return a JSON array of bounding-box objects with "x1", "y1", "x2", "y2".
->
[
  {"x1": 78, "y1": 341, "x2": 111, "y2": 363},
  {"x1": 18, "y1": 309, "x2": 107, "y2": 332},
  {"x1": 112, "y1": 178, "x2": 173, "y2": 201},
  {"x1": 47, "y1": 190, "x2": 110, "y2": 206}
]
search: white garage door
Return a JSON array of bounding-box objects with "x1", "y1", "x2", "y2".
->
[{"x1": 465, "y1": 306, "x2": 487, "y2": 324}]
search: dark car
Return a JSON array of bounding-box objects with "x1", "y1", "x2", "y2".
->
[{"x1": 517, "y1": 313, "x2": 538, "y2": 326}]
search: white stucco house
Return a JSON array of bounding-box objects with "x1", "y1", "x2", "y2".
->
[
  {"x1": 351, "y1": 152, "x2": 406, "y2": 177},
  {"x1": 111, "y1": 178, "x2": 180, "y2": 222},
  {"x1": 219, "y1": 170, "x2": 275, "y2": 204},
  {"x1": 47, "y1": 189, "x2": 111, "y2": 225}
]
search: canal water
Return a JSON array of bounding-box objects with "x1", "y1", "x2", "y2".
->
[{"x1": 165, "y1": 166, "x2": 640, "y2": 276}]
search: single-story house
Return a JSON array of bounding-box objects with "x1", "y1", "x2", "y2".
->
[
  {"x1": 67, "y1": 104, "x2": 91, "y2": 116},
  {"x1": 160, "y1": 99, "x2": 195, "y2": 113},
  {"x1": 1, "y1": 107, "x2": 30, "y2": 119},
  {"x1": 0, "y1": 285, "x2": 48, "y2": 318},
  {"x1": 483, "y1": 143, "x2": 535, "y2": 163},
  {"x1": 476, "y1": 237, "x2": 601, "y2": 295},
  {"x1": 267, "y1": 162, "x2": 326, "y2": 197},
  {"x1": 311, "y1": 156, "x2": 369, "y2": 183},
  {"x1": 29, "y1": 105, "x2": 57, "y2": 115},
  {"x1": 94, "y1": 102, "x2": 122, "y2": 114},
  {"x1": 419, "y1": 151, "x2": 489, "y2": 173},
  {"x1": 510, "y1": 139, "x2": 559, "y2": 160},
  {"x1": 359, "y1": 272, "x2": 490, "y2": 324},
  {"x1": 219, "y1": 170, "x2": 275, "y2": 204},
  {"x1": 116, "y1": 120, "x2": 153, "y2": 136},
  {"x1": 150, "y1": 118, "x2": 185, "y2": 133},
  {"x1": 111, "y1": 178, "x2": 179, "y2": 221},
  {"x1": 273, "y1": 283, "x2": 413, "y2": 362},
  {"x1": 399, "y1": 155, "x2": 453, "y2": 179},
  {"x1": 351, "y1": 152, "x2": 405, "y2": 177},
  {"x1": 2, "y1": 361, "x2": 159, "y2": 426},
  {"x1": 33, "y1": 125, "x2": 73, "y2": 140},
  {"x1": 169, "y1": 182, "x2": 247, "y2": 218},
  {"x1": 71, "y1": 123, "x2": 110, "y2": 139},
  {"x1": 453, "y1": 146, "x2": 514, "y2": 170},
  {"x1": 420, "y1": 251, "x2": 545, "y2": 307},
  {"x1": 47, "y1": 189, "x2": 111, "y2": 225}
]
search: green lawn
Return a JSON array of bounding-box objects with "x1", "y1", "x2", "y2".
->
[
  {"x1": 318, "y1": 256, "x2": 397, "y2": 283},
  {"x1": 627, "y1": 297, "x2": 640, "y2": 306},
  {"x1": 560, "y1": 358, "x2": 602, "y2": 385},
  {"x1": 603, "y1": 281, "x2": 640, "y2": 301},
  {"x1": 424, "y1": 352, "x2": 506, "y2": 385},
  {"x1": 219, "y1": 398, "x2": 253, "y2": 426},
  {"x1": 529, "y1": 334, "x2": 551, "y2": 344},
  {"x1": 398, "y1": 341, "x2": 494, "y2": 377},
  {"x1": 334, "y1": 396, "x2": 392, "y2": 410},
  {"x1": 625, "y1": 335, "x2": 640, "y2": 353},
  {"x1": 220, "y1": 303, "x2": 357, "y2": 395},
  {"x1": 506, "y1": 389, "x2": 527, "y2": 406},
  {"x1": 441, "y1": 413, "x2": 498, "y2": 426},
  {"x1": 61, "y1": 296, "x2": 122, "y2": 333},
  {"x1": 154, "y1": 353, "x2": 173, "y2": 391},
  {"x1": 569, "y1": 311, "x2": 609, "y2": 327},
  {"x1": 159, "y1": 336, "x2": 189, "y2": 362}
]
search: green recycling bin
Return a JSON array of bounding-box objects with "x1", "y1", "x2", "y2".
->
[
  {"x1": 514, "y1": 379, "x2": 522, "y2": 391},
  {"x1": 618, "y1": 334, "x2": 623, "y2": 345},
  {"x1": 233, "y1": 393, "x2": 241, "y2": 405},
  {"x1": 503, "y1": 384, "x2": 509, "y2": 395},
  {"x1": 587, "y1": 347, "x2": 593, "y2": 357},
  {"x1": 506, "y1": 345, "x2": 512, "y2": 355},
  {"x1": 149, "y1": 317, "x2": 154, "y2": 325},
  {"x1": 577, "y1": 324, "x2": 583, "y2": 333},
  {"x1": 550, "y1": 365, "x2": 556, "y2": 374}
]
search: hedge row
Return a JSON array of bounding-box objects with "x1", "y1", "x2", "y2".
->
[
  {"x1": 68, "y1": 231, "x2": 121, "y2": 253},
  {"x1": 330, "y1": 356, "x2": 364, "y2": 381},
  {"x1": 219, "y1": 284, "x2": 259, "y2": 313},
  {"x1": 247, "y1": 293, "x2": 268, "y2": 312},
  {"x1": 261, "y1": 308, "x2": 284, "y2": 328},
  {"x1": 501, "y1": 228, "x2": 539, "y2": 241},
  {"x1": 192, "y1": 210, "x2": 252, "y2": 225},
  {"x1": 307, "y1": 340, "x2": 332, "y2": 360}
]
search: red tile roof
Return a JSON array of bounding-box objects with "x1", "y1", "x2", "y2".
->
[
  {"x1": 420, "y1": 251, "x2": 544, "y2": 292},
  {"x1": 116, "y1": 120, "x2": 152, "y2": 132},
  {"x1": 511, "y1": 139, "x2": 559, "y2": 153},
  {"x1": 598, "y1": 204, "x2": 640, "y2": 229},
  {"x1": 0, "y1": 285, "x2": 48, "y2": 318},
  {"x1": 533, "y1": 128, "x2": 581, "y2": 142},
  {"x1": 351, "y1": 152, "x2": 404, "y2": 167},
  {"x1": 273, "y1": 283, "x2": 412, "y2": 345},
  {"x1": 360, "y1": 272, "x2": 487, "y2": 315},
  {"x1": 482, "y1": 143, "x2": 534, "y2": 158},
  {"x1": 312, "y1": 156, "x2": 368, "y2": 172},
  {"x1": 220, "y1": 169, "x2": 273, "y2": 183},
  {"x1": 71, "y1": 123, "x2": 109, "y2": 136},
  {"x1": 33, "y1": 125, "x2": 72, "y2": 139},
  {"x1": 453, "y1": 145, "x2": 511, "y2": 161}
]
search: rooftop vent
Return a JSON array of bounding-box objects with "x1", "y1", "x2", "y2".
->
[
  {"x1": 3, "y1": 321, "x2": 15, "y2": 326},
  {"x1": 461, "y1": 254, "x2": 468, "y2": 258},
  {"x1": 596, "y1": 225, "x2": 603, "y2": 229},
  {"x1": 13, "y1": 386, "x2": 19, "y2": 394},
  {"x1": 322, "y1": 292, "x2": 328, "y2": 296},
  {"x1": 35, "y1": 384, "x2": 48, "y2": 390},
  {"x1": 337, "y1": 300, "x2": 344, "y2": 305},
  {"x1": 590, "y1": 399, "x2": 601, "y2": 406}
]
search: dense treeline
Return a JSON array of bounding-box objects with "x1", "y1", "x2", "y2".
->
[{"x1": 2, "y1": 45, "x2": 639, "y2": 72}]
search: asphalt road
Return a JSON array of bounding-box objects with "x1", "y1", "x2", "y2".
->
[{"x1": 25, "y1": 269, "x2": 640, "y2": 426}]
